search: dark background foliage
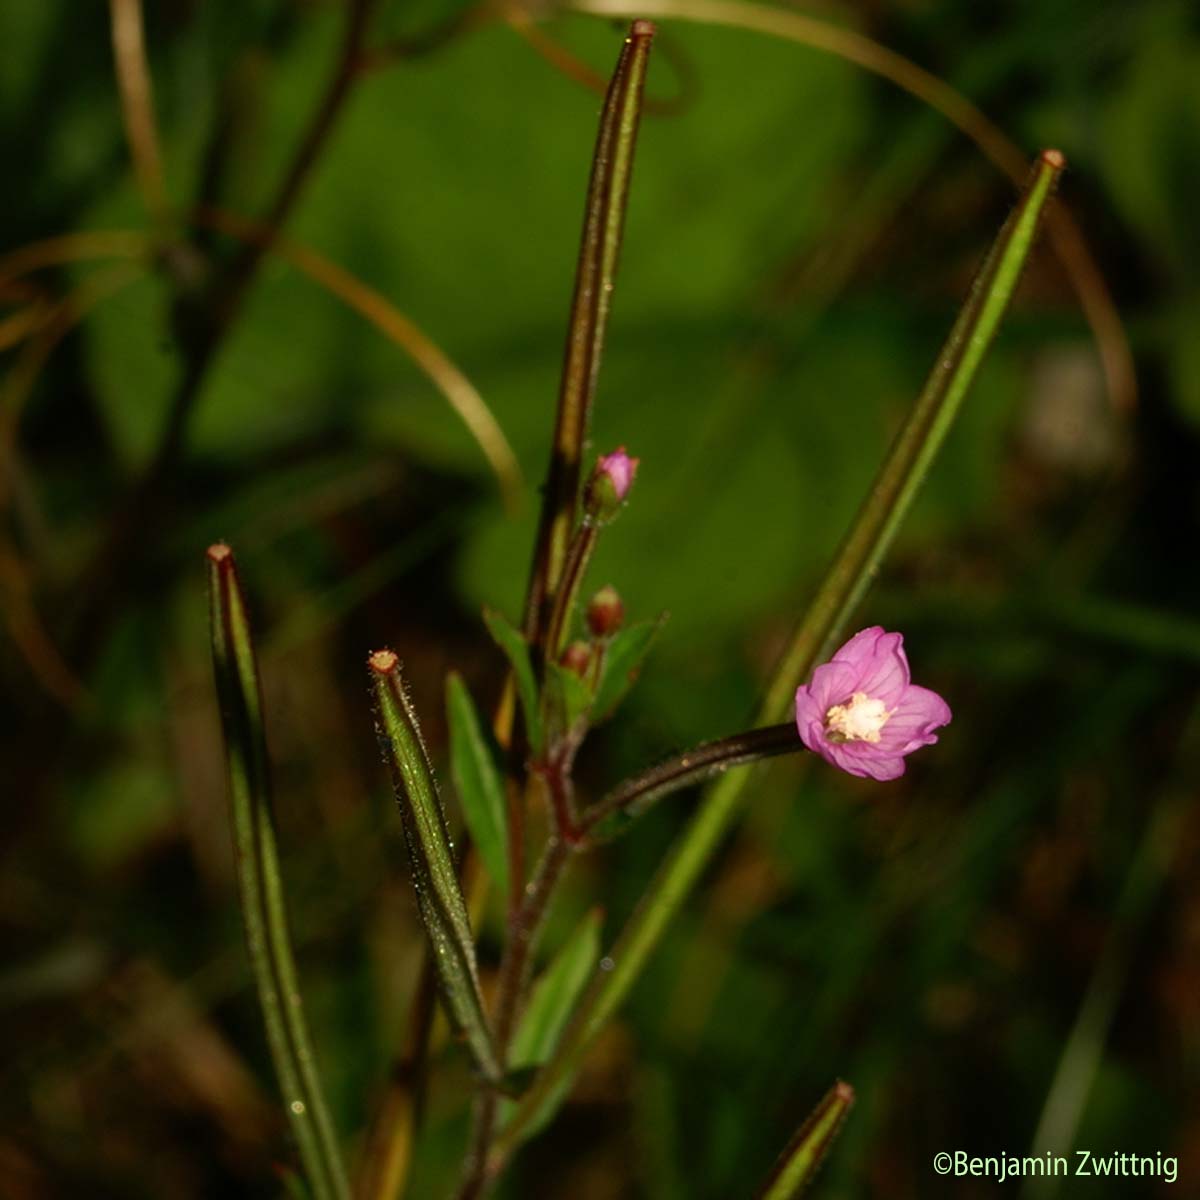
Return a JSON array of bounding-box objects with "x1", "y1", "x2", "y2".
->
[{"x1": 3, "y1": 0, "x2": 1199, "y2": 1196}]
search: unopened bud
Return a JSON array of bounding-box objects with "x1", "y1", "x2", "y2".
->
[
  {"x1": 559, "y1": 641, "x2": 592, "y2": 678},
  {"x1": 586, "y1": 585, "x2": 624, "y2": 638},
  {"x1": 585, "y1": 447, "x2": 639, "y2": 521}
]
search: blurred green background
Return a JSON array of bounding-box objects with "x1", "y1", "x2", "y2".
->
[{"x1": 3, "y1": 0, "x2": 1200, "y2": 1195}]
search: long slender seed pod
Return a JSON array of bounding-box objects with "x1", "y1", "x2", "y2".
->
[{"x1": 369, "y1": 650, "x2": 501, "y2": 1083}]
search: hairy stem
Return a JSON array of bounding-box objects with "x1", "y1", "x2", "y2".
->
[
  {"x1": 580, "y1": 723, "x2": 802, "y2": 840},
  {"x1": 542, "y1": 521, "x2": 599, "y2": 664}
]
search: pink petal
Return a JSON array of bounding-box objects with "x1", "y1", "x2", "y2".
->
[
  {"x1": 850, "y1": 632, "x2": 910, "y2": 705},
  {"x1": 803, "y1": 659, "x2": 861, "y2": 713},
  {"x1": 795, "y1": 712, "x2": 828, "y2": 757},
  {"x1": 794, "y1": 687, "x2": 825, "y2": 750},
  {"x1": 830, "y1": 627, "x2": 886, "y2": 667},
  {"x1": 877, "y1": 684, "x2": 952, "y2": 755},
  {"x1": 822, "y1": 739, "x2": 907, "y2": 781}
]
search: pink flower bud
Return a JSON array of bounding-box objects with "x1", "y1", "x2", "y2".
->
[
  {"x1": 586, "y1": 585, "x2": 624, "y2": 638},
  {"x1": 586, "y1": 447, "x2": 639, "y2": 519}
]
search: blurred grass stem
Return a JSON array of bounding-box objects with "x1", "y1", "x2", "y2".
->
[
  {"x1": 108, "y1": 0, "x2": 170, "y2": 227},
  {"x1": 0, "y1": 231, "x2": 149, "y2": 290},
  {"x1": 1022, "y1": 700, "x2": 1200, "y2": 1199},
  {"x1": 195, "y1": 206, "x2": 521, "y2": 510}
]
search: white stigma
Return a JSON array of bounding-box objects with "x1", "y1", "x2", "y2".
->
[{"x1": 824, "y1": 692, "x2": 891, "y2": 743}]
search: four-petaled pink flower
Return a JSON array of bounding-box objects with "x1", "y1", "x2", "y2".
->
[{"x1": 794, "y1": 626, "x2": 951, "y2": 781}]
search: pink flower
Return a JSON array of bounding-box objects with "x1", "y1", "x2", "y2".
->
[{"x1": 794, "y1": 627, "x2": 951, "y2": 781}]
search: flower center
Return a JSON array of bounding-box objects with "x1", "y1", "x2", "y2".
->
[{"x1": 824, "y1": 692, "x2": 892, "y2": 743}]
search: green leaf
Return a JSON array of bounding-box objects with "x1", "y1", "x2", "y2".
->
[
  {"x1": 445, "y1": 671, "x2": 509, "y2": 898},
  {"x1": 543, "y1": 661, "x2": 594, "y2": 738},
  {"x1": 592, "y1": 617, "x2": 666, "y2": 721},
  {"x1": 753, "y1": 1081, "x2": 855, "y2": 1200},
  {"x1": 483, "y1": 607, "x2": 544, "y2": 753},
  {"x1": 500, "y1": 908, "x2": 603, "y2": 1142},
  {"x1": 369, "y1": 650, "x2": 501, "y2": 1082},
  {"x1": 496, "y1": 150, "x2": 1065, "y2": 1158},
  {"x1": 206, "y1": 545, "x2": 350, "y2": 1200},
  {"x1": 511, "y1": 908, "x2": 603, "y2": 1070}
]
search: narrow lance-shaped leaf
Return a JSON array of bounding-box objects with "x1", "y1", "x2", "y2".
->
[
  {"x1": 483, "y1": 607, "x2": 545, "y2": 754},
  {"x1": 206, "y1": 544, "x2": 349, "y2": 1200},
  {"x1": 499, "y1": 908, "x2": 603, "y2": 1141},
  {"x1": 446, "y1": 671, "x2": 510, "y2": 898},
  {"x1": 496, "y1": 151, "x2": 1066, "y2": 1158},
  {"x1": 522, "y1": 21, "x2": 656, "y2": 647},
  {"x1": 591, "y1": 615, "x2": 667, "y2": 722},
  {"x1": 511, "y1": 908, "x2": 603, "y2": 1071},
  {"x1": 764, "y1": 149, "x2": 1067, "y2": 715},
  {"x1": 753, "y1": 1081, "x2": 855, "y2": 1200},
  {"x1": 543, "y1": 660, "x2": 593, "y2": 741},
  {"x1": 369, "y1": 650, "x2": 501, "y2": 1083}
]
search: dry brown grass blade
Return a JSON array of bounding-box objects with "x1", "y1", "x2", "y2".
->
[
  {"x1": 0, "y1": 542, "x2": 87, "y2": 709},
  {"x1": 556, "y1": 0, "x2": 1136, "y2": 414},
  {"x1": 0, "y1": 232, "x2": 149, "y2": 291},
  {"x1": 505, "y1": 6, "x2": 610, "y2": 94},
  {"x1": 109, "y1": 0, "x2": 170, "y2": 224},
  {"x1": 0, "y1": 304, "x2": 53, "y2": 352},
  {"x1": 0, "y1": 263, "x2": 144, "y2": 461},
  {"x1": 0, "y1": 263, "x2": 144, "y2": 707},
  {"x1": 195, "y1": 206, "x2": 524, "y2": 513}
]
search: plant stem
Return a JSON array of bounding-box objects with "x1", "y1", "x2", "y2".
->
[
  {"x1": 579, "y1": 723, "x2": 801, "y2": 840},
  {"x1": 521, "y1": 22, "x2": 655, "y2": 652},
  {"x1": 456, "y1": 835, "x2": 574, "y2": 1199},
  {"x1": 542, "y1": 521, "x2": 599, "y2": 663},
  {"x1": 458, "y1": 31, "x2": 657, "y2": 1193}
]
